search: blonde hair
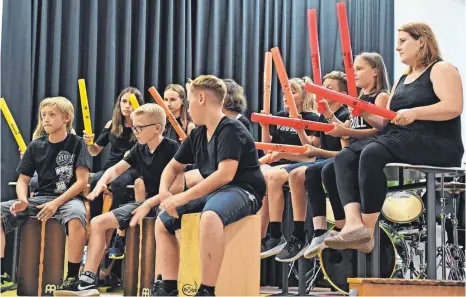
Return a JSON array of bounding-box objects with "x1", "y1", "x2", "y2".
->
[
  {"x1": 355, "y1": 52, "x2": 391, "y2": 95},
  {"x1": 131, "y1": 103, "x2": 166, "y2": 130},
  {"x1": 288, "y1": 77, "x2": 316, "y2": 113},
  {"x1": 223, "y1": 79, "x2": 247, "y2": 113},
  {"x1": 111, "y1": 87, "x2": 144, "y2": 140},
  {"x1": 398, "y1": 22, "x2": 442, "y2": 74},
  {"x1": 189, "y1": 75, "x2": 227, "y2": 104},
  {"x1": 33, "y1": 97, "x2": 74, "y2": 140},
  {"x1": 164, "y1": 84, "x2": 191, "y2": 131},
  {"x1": 323, "y1": 71, "x2": 348, "y2": 93}
]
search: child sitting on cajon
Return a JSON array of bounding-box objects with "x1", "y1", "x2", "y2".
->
[
  {"x1": 54, "y1": 103, "x2": 181, "y2": 296},
  {"x1": 0, "y1": 97, "x2": 91, "y2": 290},
  {"x1": 152, "y1": 75, "x2": 266, "y2": 296}
]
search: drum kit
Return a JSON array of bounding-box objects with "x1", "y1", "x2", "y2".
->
[{"x1": 302, "y1": 168, "x2": 465, "y2": 294}]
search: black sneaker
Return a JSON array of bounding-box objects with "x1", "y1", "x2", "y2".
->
[
  {"x1": 109, "y1": 235, "x2": 125, "y2": 260},
  {"x1": 261, "y1": 235, "x2": 286, "y2": 259},
  {"x1": 150, "y1": 280, "x2": 178, "y2": 296},
  {"x1": 195, "y1": 287, "x2": 215, "y2": 296},
  {"x1": 53, "y1": 278, "x2": 99, "y2": 296},
  {"x1": 275, "y1": 235, "x2": 308, "y2": 262}
]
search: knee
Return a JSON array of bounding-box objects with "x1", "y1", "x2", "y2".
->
[
  {"x1": 155, "y1": 217, "x2": 169, "y2": 236},
  {"x1": 67, "y1": 218, "x2": 86, "y2": 236},
  {"x1": 200, "y1": 211, "x2": 223, "y2": 229},
  {"x1": 289, "y1": 168, "x2": 305, "y2": 185},
  {"x1": 89, "y1": 216, "x2": 105, "y2": 232},
  {"x1": 268, "y1": 169, "x2": 288, "y2": 186},
  {"x1": 321, "y1": 163, "x2": 335, "y2": 182},
  {"x1": 134, "y1": 178, "x2": 145, "y2": 190},
  {"x1": 359, "y1": 144, "x2": 388, "y2": 169}
]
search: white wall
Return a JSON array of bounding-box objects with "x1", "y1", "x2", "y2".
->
[{"x1": 394, "y1": 0, "x2": 466, "y2": 168}]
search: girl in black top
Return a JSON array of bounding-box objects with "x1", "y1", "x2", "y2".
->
[
  {"x1": 84, "y1": 87, "x2": 144, "y2": 217},
  {"x1": 326, "y1": 23, "x2": 464, "y2": 253},
  {"x1": 163, "y1": 84, "x2": 195, "y2": 142},
  {"x1": 258, "y1": 77, "x2": 319, "y2": 254},
  {"x1": 222, "y1": 78, "x2": 252, "y2": 133}
]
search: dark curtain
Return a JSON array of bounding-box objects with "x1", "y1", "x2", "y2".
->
[{"x1": 1, "y1": 0, "x2": 393, "y2": 274}]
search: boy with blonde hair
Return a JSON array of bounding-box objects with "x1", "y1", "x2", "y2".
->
[{"x1": 55, "y1": 103, "x2": 180, "y2": 296}]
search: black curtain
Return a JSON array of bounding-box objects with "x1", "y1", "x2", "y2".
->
[{"x1": 1, "y1": 0, "x2": 393, "y2": 273}]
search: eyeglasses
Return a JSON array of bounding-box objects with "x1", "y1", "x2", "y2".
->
[{"x1": 131, "y1": 123, "x2": 159, "y2": 133}]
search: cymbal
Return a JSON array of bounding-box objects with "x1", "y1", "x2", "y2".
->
[{"x1": 436, "y1": 181, "x2": 465, "y2": 192}]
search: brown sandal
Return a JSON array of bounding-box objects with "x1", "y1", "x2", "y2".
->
[{"x1": 324, "y1": 227, "x2": 371, "y2": 250}]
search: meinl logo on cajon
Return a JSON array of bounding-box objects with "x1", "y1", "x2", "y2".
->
[
  {"x1": 141, "y1": 288, "x2": 151, "y2": 296},
  {"x1": 44, "y1": 284, "x2": 57, "y2": 294},
  {"x1": 182, "y1": 281, "x2": 198, "y2": 296}
]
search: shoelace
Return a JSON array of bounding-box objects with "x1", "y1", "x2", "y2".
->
[{"x1": 284, "y1": 237, "x2": 299, "y2": 251}]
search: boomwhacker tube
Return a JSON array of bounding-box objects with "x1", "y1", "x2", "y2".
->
[
  {"x1": 129, "y1": 93, "x2": 140, "y2": 110},
  {"x1": 304, "y1": 83, "x2": 396, "y2": 120},
  {"x1": 307, "y1": 9, "x2": 325, "y2": 114},
  {"x1": 0, "y1": 98, "x2": 27, "y2": 153},
  {"x1": 270, "y1": 47, "x2": 300, "y2": 118},
  {"x1": 263, "y1": 52, "x2": 273, "y2": 114},
  {"x1": 251, "y1": 113, "x2": 334, "y2": 132},
  {"x1": 78, "y1": 79, "x2": 94, "y2": 145},
  {"x1": 148, "y1": 86, "x2": 187, "y2": 141}
]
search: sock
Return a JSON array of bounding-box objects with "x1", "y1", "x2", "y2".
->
[
  {"x1": 199, "y1": 284, "x2": 215, "y2": 295},
  {"x1": 270, "y1": 222, "x2": 282, "y2": 239},
  {"x1": 156, "y1": 274, "x2": 162, "y2": 281},
  {"x1": 333, "y1": 226, "x2": 342, "y2": 232},
  {"x1": 292, "y1": 221, "x2": 305, "y2": 241},
  {"x1": 79, "y1": 271, "x2": 96, "y2": 284},
  {"x1": 0, "y1": 258, "x2": 5, "y2": 275},
  {"x1": 67, "y1": 261, "x2": 82, "y2": 279},
  {"x1": 163, "y1": 280, "x2": 178, "y2": 293},
  {"x1": 314, "y1": 229, "x2": 327, "y2": 237}
]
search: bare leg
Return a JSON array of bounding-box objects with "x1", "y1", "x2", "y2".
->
[
  {"x1": 267, "y1": 168, "x2": 289, "y2": 222},
  {"x1": 199, "y1": 211, "x2": 225, "y2": 286},
  {"x1": 289, "y1": 167, "x2": 308, "y2": 221},
  {"x1": 154, "y1": 218, "x2": 179, "y2": 280},
  {"x1": 67, "y1": 219, "x2": 87, "y2": 263}
]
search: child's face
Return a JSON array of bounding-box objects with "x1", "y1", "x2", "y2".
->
[
  {"x1": 120, "y1": 93, "x2": 133, "y2": 118},
  {"x1": 131, "y1": 114, "x2": 162, "y2": 145},
  {"x1": 164, "y1": 90, "x2": 183, "y2": 115},
  {"x1": 187, "y1": 90, "x2": 205, "y2": 126},
  {"x1": 354, "y1": 57, "x2": 377, "y2": 89},
  {"x1": 282, "y1": 88, "x2": 303, "y2": 108},
  {"x1": 41, "y1": 105, "x2": 70, "y2": 134},
  {"x1": 323, "y1": 78, "x2": 346, "y2": 94}
]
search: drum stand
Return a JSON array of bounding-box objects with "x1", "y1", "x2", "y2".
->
[{"x1": 436, "y1": 176, "x2": 465, "y2": 280}]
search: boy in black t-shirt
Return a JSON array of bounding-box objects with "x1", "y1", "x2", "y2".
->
[
  {"x1": 151, "y1": 75, "x2": 266, "y2": 296},
  {"x1": 54, "y1": 104, "x2": 181, "y2": 296},
  {"x1": 0, "y1": 97, "x2": 91, "y2": 290}
]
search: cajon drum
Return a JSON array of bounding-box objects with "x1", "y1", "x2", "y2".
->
[
  {"x1": 178, "y1": 214, "x2": 261, "y2": 296},
  {"x1": 123, "y1": 217, "x2": 157, "y2": 296},
  {"x1": 17, "y1": 217, "x2": 66, "y2": 296}
]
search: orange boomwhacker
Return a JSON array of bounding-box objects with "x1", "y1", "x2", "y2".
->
[
  {"x1": 263, "y1": 52, "x2": 273, "y2": 114},
  {"x1": 251, "y1": 113, "x2": 334, "y2": 132},
  {"x1": 336, "y1": 2, "x2": 359, "y2": 116},
  {"x1": 270, "y1": 47, "x2": 300, "y2": 118},
  {"x1": 255, "y1": 142, "x2": 307, "y2": 154},
  {"x1": 304, "y1": 83, "x2": 396, "y2": 120},
  {"x1": 307, "y1": 9, "x2": 325, "y2": 114},
  {"x1": 148, "y1": 86, "x2": 187, "y2": 141}
]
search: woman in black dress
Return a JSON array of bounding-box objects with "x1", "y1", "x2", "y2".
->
[{"x1": 325, "y1": 22, "x2": 464, "y2": 252}]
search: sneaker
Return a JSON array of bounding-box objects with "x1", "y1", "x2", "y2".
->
[
  {"x1": 53, "y1": 278, "x2": 99, "y2": 296},
  {"x1": 108, "y1": 235, "x2": 125, "y2": 260},
  {"x1": 304, "y1": 230, "x2": 338, "y2": 259},
  {"x1": 0, "y1": 273, "x2": 15, "y2": 293},
  {"x1": 195, "y1": 287, "x2": 215, "y2": 296},
  {"x1": 150, "y1": 280, "x2": 178, "y2": 296},
  {"x1": 275, "y1": 236, "x2": 308, "y2": 262},
  {"x1": 261, "y1": 235, "x2": 286, "y2": 259}
]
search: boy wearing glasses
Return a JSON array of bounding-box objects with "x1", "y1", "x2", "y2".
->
[{"x1": 55, "y1": 103, "x2": 181, "y2": 296}]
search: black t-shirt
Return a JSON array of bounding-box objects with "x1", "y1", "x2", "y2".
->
[
  {"x1": 317, "y1": 106, "x2": 350, "y2": 157},
  {"x1": 163, "y1": 117, "x2": 192, "y2": 144},
  {"x1": 236, "y1": 114, "x2": 252, "y2": 133},
  {"x1": 95, "y1": 123, "x2": 136, "y2": 169},
  {"x1": 349, "y1": 92, "x2": 384, "y2": 144},
  {"x1": 124, "y1": 138, "x2": 179, "y2": 196},
  {"x1": 270, "y1": 111, "x2": 319, "y2": 145},
  {"x1": 17, "y1": 134, "x2": 92, "y2": 197},
  {"x1": 174, "y1": 116, "x2": 266, "y2": 200}
]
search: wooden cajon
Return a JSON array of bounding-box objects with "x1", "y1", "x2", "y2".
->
[
  {"x1": 17, "y1": 217, "x2": 66, "y2": 296},
  {"x1": 178, "y1": 213, "x2": 261, "y2": 296}
]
